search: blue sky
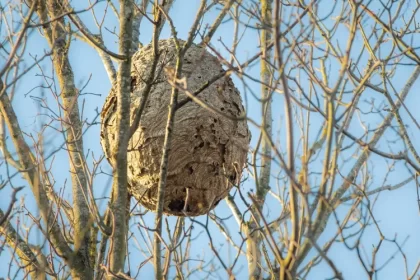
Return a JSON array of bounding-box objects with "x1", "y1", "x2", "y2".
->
[{"x1": 1, "y1": 0, "x2": 420, "y2": 279}]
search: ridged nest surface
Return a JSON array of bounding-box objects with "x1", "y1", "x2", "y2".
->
[{"x1": 101, "y1": 39, "x2": 250, "y2": 216}]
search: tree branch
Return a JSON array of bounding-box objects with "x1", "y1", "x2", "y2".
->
[
  {"x1": 108, "y1": 0, "x2": 134, "y2": 277},
  {"x1": 0, "y1": 209, "x2": 50, "y2": 280}
]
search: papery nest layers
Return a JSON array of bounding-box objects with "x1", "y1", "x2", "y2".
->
[{"x1": 101, "y1": 38, "x2": 250, "y2": 216}]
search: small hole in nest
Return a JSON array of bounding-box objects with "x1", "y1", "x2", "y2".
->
[
  {"x1": 221, "y1": 107, "x2": 225, "y2": 111},
  {"x1": 168, "y1": 199, "x2": 185, "y2": 212},
  {"x1": 229, "y1": 173, "x2": 237, "y2": 183},
  {"x1": 198, "y1": 142, "x2": 204, "y2": 148},
  {"x1": 197, "y1": 75, "x2": 202, "y2": 79},
  {"x1": 185, "y1": 204, "x2": 191, "y2": 212},
  {"x1": 188, "y1": 166, "x2": 194, "y2": 174},
  {"x1": 131, "y1": 77, "x2": 137, "y2": 91}
]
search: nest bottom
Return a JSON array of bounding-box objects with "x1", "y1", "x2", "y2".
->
[{"x1": 128, "y1": 160, "x2": 237, "y2": 216}]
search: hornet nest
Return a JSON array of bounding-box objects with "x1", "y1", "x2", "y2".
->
[{"x1": 101, "y1": 38, "x2": 250, "y2": 216}]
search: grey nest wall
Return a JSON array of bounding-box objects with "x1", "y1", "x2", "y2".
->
[{"x1": 101, "y1": 39, "x2": 250, "y2": 216}]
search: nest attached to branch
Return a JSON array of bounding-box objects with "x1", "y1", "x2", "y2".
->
[{"x1": 101, "y1": 39, "x2": 250, "y2": 216}]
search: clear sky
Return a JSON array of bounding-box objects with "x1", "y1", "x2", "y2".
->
[{"x1": 1, "y1": 0, "x2": 419, "y2": 279}]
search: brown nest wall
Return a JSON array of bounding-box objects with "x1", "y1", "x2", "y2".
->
[{"x1": 101, "y1": 39, "x2": 250, "y2": 216}]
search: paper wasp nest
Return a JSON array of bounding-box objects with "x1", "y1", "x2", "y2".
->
[{"x1": 101, "y1": 39, "x2": 250, "y2": 216}]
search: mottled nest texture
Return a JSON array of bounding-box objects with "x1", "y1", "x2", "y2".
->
[{"x1": 101, "y1": 38, "x2": 250, "y2": 216}]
